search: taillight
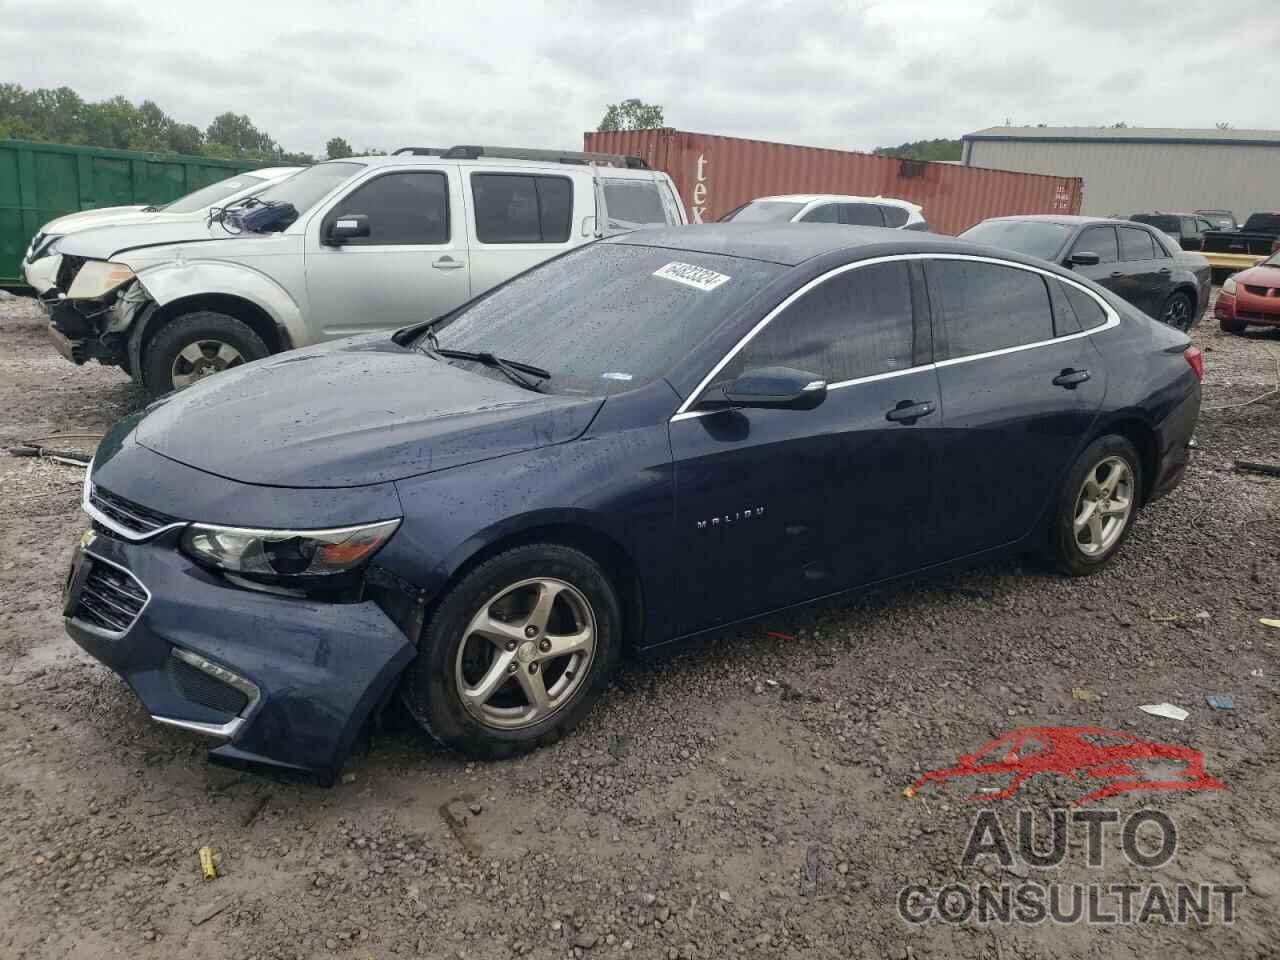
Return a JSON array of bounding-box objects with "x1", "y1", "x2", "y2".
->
[{"x1": 1184, "y1": 346, "x2": 1204, "y2": 380}]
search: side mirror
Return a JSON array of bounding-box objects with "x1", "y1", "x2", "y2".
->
[
  {"x1": 716, "y1": 366, "x2": 827, "y2": 410},
  {"x1": 1068, "y1": 251, "x2": 1100, "y2": 267},
  {"x1": 324, "y1": 214, "x2": 370, "y2": 245}
]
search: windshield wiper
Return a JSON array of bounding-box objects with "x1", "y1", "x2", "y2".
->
[{"x1": 434, "y1": 348, "x2": 550, "y2": 392}]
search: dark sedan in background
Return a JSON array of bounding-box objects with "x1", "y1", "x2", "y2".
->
[
  {"x1": 959, "y1": 216, "x2": 1211, "y2": 330},
  {"x1": 62, "y1": 225, "x2": 1203, "y2": 783}
]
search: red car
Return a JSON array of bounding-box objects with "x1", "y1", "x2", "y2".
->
[
  {"x1": 906, "y1": 726, "x2": 1225, "y2": 806},
  {"x1": 1217, "y1": 252, "x2": 1280, "y2": 333}
]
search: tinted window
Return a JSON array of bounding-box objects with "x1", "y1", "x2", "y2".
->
[
  {"x1": 1074, "y1": 226, "x2": 1118, "y2": 264},
  {"x1": 1119, "y1": 226, "x2": 1156, "y2": 261},
  {"x1": 326, "y1": 172, "x2": 448, "y2": 244},
  {"x1": 926, "y1": 260, "x2": 1053, "y2": 358},
  {"x1": 1062, "y1": 284, "x2": 1108, "y2": 330},
  {"x1": 723, "y1": 262, "x2": 916, "y2": 384},
  {"x1": 841, "y1": 203, "x2": 885, "y2": 226},
  {"x1": 161, "y1": 173, "x2": 266, "y2": 213},
  {"x1": 1130, "y1": 214, "x2": 1179, "y2": 234},
  {"x1": 799, "y1": 204, "x2": 839, "y2": 223},
  {"x1": 472, "y1": 173, "x2": 571, "y2": 243},
  {"x1": 602, "y1": 178, "x2": 667, "y2": 227},
  {"x1": 1179, "y1": 216, "x2": 1198, "y2": 237},
  {"x1": 432, "y1": 243, "x2": 786, "y2": 396},
  {"x1": 721, "y1": 200, "x2": 804, "y2": 223},
  {"x1": 882, "y1": 206, "x2": 909, "y2": 228},
  {"x1": 1244, "y1": 213, "x2": 1280, "y2": 233},
  {"x1": 1047, "y1": 280, "x2": 1082, "y2": 336},
  {"x1": 959, "y1": 220, "x2": 1073, "y2": 260},
  {"x1": 1197, "y1": 218, "x2": 1214, "y2": 232}
]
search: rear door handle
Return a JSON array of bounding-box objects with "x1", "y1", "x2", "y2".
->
[
  {"x1": 1053, "y1": 368, "x2": 1090, "y2": 389},
  {"x1": 885, "y1": 400, "x2": 936, "y2": 424},
  {"x1": 1158, "y1": 267, "x2": 1171, "y2": 274},
  {"x1": 432, "y1": 256, "x2": 465, "y2": 270},
  {"x1": 1109, "y1": 271, "x2": 1124, "y2": 278}
]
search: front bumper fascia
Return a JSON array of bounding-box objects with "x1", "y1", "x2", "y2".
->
[{"x1": 63, "y1": 529, "x2": 416, "y2": 784}]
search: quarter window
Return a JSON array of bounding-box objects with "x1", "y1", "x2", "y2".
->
[
  {"x1": 602, "y1": 178, "x2": 667, "y2": 226},
  {"x1": 926, "y1": 260, "x2": 1053, "y2": 358},
  {"x1": 722, "y1": 261, "x2": 916, "y2": 384},
  {"x1": 1061, "y1": 283, "x2": 1108, "y2": 331},
  {"x1": 324, "y1": 171, "x2": 449, "y2": 245},
  {"x1": 1073, "y1": 226, "x2": 1118, "y2": 264},
  {"x1": 799, "y1": 204, "x2": 839, "y2": 223},
  {"x1": 472, "y1": 173, "x2": 573, "y2": 243},
  {"x1": 840, "y1": 203, "x2": 885, "y2": 226},
  {"x1": 1119, "y1": 226, "x2": 1157, "y2": 261},
  {"x1": 1047, "y1": 280, "x2": 1082, "y2": 336},
  {"x1": 881, "y1": 206, "x2": 909, "y2": 228}
]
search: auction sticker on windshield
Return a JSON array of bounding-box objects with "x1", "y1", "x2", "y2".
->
[{"x1": 653, "y1": 262, "x2": 732, "y2": 292}]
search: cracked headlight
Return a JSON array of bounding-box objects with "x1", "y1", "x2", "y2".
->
[
  {"x1": 181, "y1": 519, "x2": 401, "y2": 577},
  {"x1": 66, "y1": 260, "x2": 135, "y2": 299}
]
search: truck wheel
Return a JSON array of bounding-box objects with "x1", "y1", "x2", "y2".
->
[
  {"x1": 141, "y1": 311, "x2": 268, "y2": 396},
  {"x1": 1219, "y1": 318, "x2": 1246, "y2": 335},
  {"x1": 1158, "y1": 291, "x2": 1194, "y2": 331}
]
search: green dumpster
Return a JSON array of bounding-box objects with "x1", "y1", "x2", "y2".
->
[{"x1": 1, "y1": 139, "x2": 257, "y2": 289}]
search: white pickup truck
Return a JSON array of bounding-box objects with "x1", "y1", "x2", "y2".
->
[{"x1": 37, "y1": 146, "x2": 687, "y2": 396}]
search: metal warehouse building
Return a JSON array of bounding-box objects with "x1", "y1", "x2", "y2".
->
[{"x1": 961, "y1": 126, "x2": 1280, "y2": 219}]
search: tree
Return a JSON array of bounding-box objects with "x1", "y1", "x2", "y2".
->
[
  {"x1": 873, "y1": 138, "x2": 962, "y2": 162},
  {"x1": 597, "y1": 98, "x2": 664, "y2": 132},
  {"x1": 206, "y1": 112, "x2": 276, "y2": 157},
  {"x1": 325, "y1": 136, "x2": 353, "y2": 159}
]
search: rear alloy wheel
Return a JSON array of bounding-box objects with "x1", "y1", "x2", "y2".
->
[
  {"x1": 1219, "y1": 317, "x2": 1247, "y2": 335},
  {"x1": 142, "y1": 310, "x2": 269, "y2": 396},
  {"x1": 1052, "y1": 435, "x2": 1142, "y2": 576},
  {"x1": 402, "y1": 544, "x2": 622, "y2": 758},
  {"x1": 1159, "y1": 291, "x2": 1194, "y2": 331}
]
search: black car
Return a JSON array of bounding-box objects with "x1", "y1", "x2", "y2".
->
[
  {"x1": 959, "y1": 216, "x2": 1211, "y2": 330},
  {"x1": 1129, "y1": 213, "x2": 1216, "y2": 251},
  {"x1": 63, "y1": 225, "x2": 1203, "y2": 782},
  {"x1": 1195, "y1": 209, "x2": 1238, "y2": 232}
]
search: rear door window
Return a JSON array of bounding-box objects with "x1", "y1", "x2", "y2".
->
[
  {"x1": 1073, "y1": 226, "x2": 1118, "y2": 264},
  {"x1": 322, "y1": 171, "x2": 449, "y2": 245},
  {"x1": 602, "y1": 178, "x2": 668, "y2": 226},
  {"x1": 471, "y1": 173, "x2": 572, "y2": 243},
  {"x1": 1119, "y1": 226, "x2": 1156, "y2": 261},
  {"x1": 799, "y1": 204, "x2": 839, "y2": 223},
  {"x1": 1180, "y1": 216, "x2": 1198, "y2": 237},
  {"x1": 925, "y1": 260, "x2": 1053, "y2": 359},
  {"x1": 722, "y1": 261, "x2": 917, "y2": 383},
  {"x1": 840, "y1": 203, "x2": 886, "y2": 226}
]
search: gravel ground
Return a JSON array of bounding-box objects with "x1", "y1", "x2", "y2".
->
[{"x1": 0, "y1": 290, "x2": 1277, "y2": 960}]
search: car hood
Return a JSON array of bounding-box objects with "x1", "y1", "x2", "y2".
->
[
  {"x1": 133, "y1": 337, "x2": 605, "y2": 487},
  {"x1": 53, "y1": 219, "x2": 231, "y2": 261},
  {"x1": 1235, "y1": 262, "x2": 1280, "y2": 287},
  {"x1": 42, "y1": 205, "x2": 148, "y2": 235}
]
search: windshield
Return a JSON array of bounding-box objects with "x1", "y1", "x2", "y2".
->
[
  {"x1": 959, "y1": 220, "x2": 1073, "y2": 260},
  {"x1": 1130, "y1": 214, "x2": 1181, "y2": 233},
  {"x1": 1196, "y1": 210, "x2": 1233, "y2": 226},
  {"x1": 1264, "y1": 252, "x2": 1280, "y2": 267},
  {"x1": 158, "y1": 173, "x2": 266, "y2": 213},
  {"x1": 428, "y1": 242, "x2": 786, "y2": 396},
  {"x1": 1243, "y1": 213, "x2": 1280, "y2": 233},
  {"x1": 602, "y1": 179, "x2": 669, "y2": 228},
  {"x1": 721, "y1": 200, "x2": 805, "y2": 223},
  {"x1": 252, "y1": 162, "x2": 363, "y2": 217}
]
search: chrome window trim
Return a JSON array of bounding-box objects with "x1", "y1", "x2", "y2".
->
[
  {"x1": 670, "y1": 252, "x2": 1119, "y2": 423},
  {"x1": 81, "y1": 464, "x2": 187, "y2": 542},
  {"x1": 64, "y1": 549, "x2": 152, "y2": 641}
]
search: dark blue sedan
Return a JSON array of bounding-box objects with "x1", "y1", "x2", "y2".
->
[{"x1": 63, "y1": 225, "x2": 1203, "y2": 781}]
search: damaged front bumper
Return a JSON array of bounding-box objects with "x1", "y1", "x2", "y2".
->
[
  {"x1": 42, "y1": 278, "x2": 151, "y2": 369},
  {"x1": 63, "y1": 524, "x2": 416, "y2": 784}
]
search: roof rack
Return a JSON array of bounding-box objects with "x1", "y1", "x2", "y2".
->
[
  {"x1": 394, "y1": 145, "x2": 648, "y2": 169},
  {"x1": 391, "y1": 147, "x2": 448, "y2": 156}
]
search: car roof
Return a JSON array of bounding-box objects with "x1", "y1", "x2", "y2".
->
[
  {"x1": 252, "y1": 166, "x2": 304, "y2": 179},
  {"x1": 979, "y1": 214, "x2": 1126, "y2": 226},
  {"x1": 751, "y1": 193, "x2": 920, "y2": 209},
  {"x1": 338, "y1": 154, "x2": 664, "y2": 179},
  {"x1": 606, "y1": 223, "x2": 993, "y2": 266}
]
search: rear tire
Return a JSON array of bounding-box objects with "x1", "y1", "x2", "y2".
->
[
  {"x1": 141, "y1": 311, "x2": 268, "y2": 397},
  {"x1": 1219, "y1": 317, "x2": 1246, "y2": 335},
  {"x1": 1158, "y1": 291, "x2": 1194, "y2": 331},
  {"x1": 1051, "y1": 435, "x2": 1143, "y2": 576},
  {"x1": 401, "y1": 544, "x2": 623, "y2": 759}
]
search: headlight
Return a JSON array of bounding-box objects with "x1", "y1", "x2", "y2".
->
[
  {"x1": 66, "y1": 260, "x2": 135, "y2": 299},
  {"x1": 1222, "y1": 276, "x2": 1237, "y2": 295},
  {"x1": 180, "y1": 519, "x2": 400, "y2": 577},
  {"x1": 33, "y1": 233, "x2": 63, "y2": 259}
]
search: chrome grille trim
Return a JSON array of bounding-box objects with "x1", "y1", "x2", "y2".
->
[
  {"x1": 81, "y1": 464, "x2": 187, "y2": 542},
  {"x1": 66, "y1": 551, "x2": 150, "y2": 640}
]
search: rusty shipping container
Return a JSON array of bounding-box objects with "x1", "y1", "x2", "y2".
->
[{"x1": 585, "y1": 129, "x2": 1083, "y2": 236}]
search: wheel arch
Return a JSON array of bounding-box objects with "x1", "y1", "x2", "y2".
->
[
  {"x1": 1170, "y1": 280, "x2": 1200, "y2": 312},
  {"x1": 432, "y1": 516, "x2": 645, "y2": 651},
  {"x1": 1091, "y1": 415, "x2": 1159, "y2": 505}
]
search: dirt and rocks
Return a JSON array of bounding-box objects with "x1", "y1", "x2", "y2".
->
[{"x1": 0, "y1": 293, "x2": 1277, "y2": 960}]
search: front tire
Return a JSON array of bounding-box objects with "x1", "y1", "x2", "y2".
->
[
  {"x1": 1051, "y1": 435, "x2": 1142, "y2": 576},
  {"x1": 141, "y1": 311, "x2": 268, "y2": 396},
  {"x1": 1159, "y1": 291, "x2": 1194, "y2": 331},
  {"x1": 401, "y1": 544, "x2": 623, "y2": 759}
]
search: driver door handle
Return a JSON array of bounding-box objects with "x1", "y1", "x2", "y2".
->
[
  {"x1": 1053, "y1": 368, "x2": 1090, "y2": 389},
  {"x1": 1158, "y1": 267, "x2": 1171, "y2": 274},
  {"x1": 885, "y1": 400, "x2": 935, "y2": 424},
  {"x1": 1109, "y1": 271, "x2": 1124, "y2": 278},
  {"x1": 432, "y1": 255, "x2": 465, "y2": 270}
]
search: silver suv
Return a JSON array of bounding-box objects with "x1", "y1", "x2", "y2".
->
[{"x1": 42, "y1": 146, "x2": 687, "y2": 395}]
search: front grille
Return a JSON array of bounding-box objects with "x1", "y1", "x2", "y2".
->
[
  {"x1": 166, "y1": 655, "x2": 250, "y2": 716},
  {"x1": 90, "y1": 485, "x2": 177, "y2": 537},
  {"x1": 71, "y1": 561, "x2": 147, "y2": 635},
  {"x1": 1243, "y1": 285, "x2": 1273, "y2": 296}
]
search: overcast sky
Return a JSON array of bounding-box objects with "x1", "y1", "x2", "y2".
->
[{"x1": 2, "y1": 0, "x2": 1275, "y2": 157}]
